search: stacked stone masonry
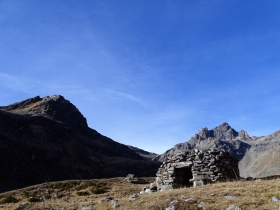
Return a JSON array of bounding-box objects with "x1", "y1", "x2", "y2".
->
[{"x1": 155, "y1": 149, "x2": 239, "y2": 191}]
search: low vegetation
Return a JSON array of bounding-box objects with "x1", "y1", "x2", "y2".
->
[{"x1": 0, "y1": 177, "x2": 280, "y2": 209}]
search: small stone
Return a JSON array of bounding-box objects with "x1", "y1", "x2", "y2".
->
[
  {"x1": 145, "y1": 189, "x2": 151, "y2": 193},
  {"x1": 17, "y1": 203, "x2": 29, "y2": 209},
  {"x1": 102, "y1": 196, "x2": 115, "y2": 202},
  {"x1": 226, "y1": 205, "x2": 242, "y2": 210},
  {"x1": 224, "y1": 195, "x2": 236, "y2": 200},
  {"x1": 112, "y1": 202, "x2": 120, "y2": 209},
  {"x1": 165, "y1": 205, "x2": 174, "y2": 210},
  {"x1": 185, "y1": 197, "x2": 197, "y2": 203},
  {"x1": 130, "y1": 194, "x2": 139, "y2": 201},
  {"x1": 124, "y1": 174, "x2": 134, "y2": 182},
  {"x1": 54, "y1": 192, "x2": 63, "y2": 198},
  {"x1": 169, "y1": 200, "x2": 177, "y2": 205},
  {"x1": 81, "y1": 204, "x2": 92, "y2": 210},
  {"x1": 197, "y1": 201, "x2": 206, "y2": 209},
  {"x1": 226, "y1": 205, "x2": 235, "y2": 210},
  {"x1": 272, "y1": 196, "x2": 280, "y2": 202}
]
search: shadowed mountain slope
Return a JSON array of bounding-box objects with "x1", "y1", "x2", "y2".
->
[{"x1": 0, "y1": 95, "x2": 160, "y2": 193}]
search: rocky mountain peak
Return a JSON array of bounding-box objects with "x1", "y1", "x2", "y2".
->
[
  {"x1": 238, "y1": 130, "x2": 251, "y2": 140},
  {"x1": 0, "y1": 95, "x2": 88, "y2": 131},
  {"x1": 212, "y1": 122, "x2": 238, "y2": 140},
  {"x1": 192, "y1": 122, "x2": 238, "y2": 142}
]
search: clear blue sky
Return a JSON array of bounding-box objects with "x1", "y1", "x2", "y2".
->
[{"x1": 1, "y1": 0, "x2": 280, "y2": 154}]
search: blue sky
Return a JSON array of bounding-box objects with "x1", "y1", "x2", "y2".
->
[{"x1": 1, "y1": 0, "x2": 280, "y2": 154}]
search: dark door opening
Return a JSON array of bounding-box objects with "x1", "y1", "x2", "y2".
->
[{"x1": 174, "y1": 167, "x2": 193, "y2": 187}]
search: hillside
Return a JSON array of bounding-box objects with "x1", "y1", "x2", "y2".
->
[
  {"x1": 0, "y1": 95, "x2": 161, "y2": 193},
  {"x1": 127, "y1": 146, "x2": 158, "y2": 160},
  {"x1": 0, "y1": 177, "x2": 280, "y2": 209},
  {"x1": 154, "y1": 122, "x2": 280, "y2": 178}
]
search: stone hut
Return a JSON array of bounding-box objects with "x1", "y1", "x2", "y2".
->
[{"x1": 154, "y1": 149, "x2": 239, "y2": 191}]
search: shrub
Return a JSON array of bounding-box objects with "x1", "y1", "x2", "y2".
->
[
  {"x1": 90, "y1": 182, "x2": 109, "y2": 194},
  {"x1": 28, "y1": 197, "x2": 40, "y2": 202},
  {"x1": 77, "y1": 191, "x2": 90, "y2": 196},
  {"x1": 22, "y1": 191, "x2": 29, "y2": 198},
  {"x1": 52, "y1": 181, "x2": 79, "y2": 190},
  {"x1": 0, "y1": 195, "x2": 18, "y2": 204}
]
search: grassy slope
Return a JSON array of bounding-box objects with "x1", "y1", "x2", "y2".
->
[{"x1": 0, "y1": 177, "x2": 280, "y2": 209}]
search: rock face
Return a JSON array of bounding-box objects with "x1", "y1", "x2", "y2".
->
[
  {"x1": 154, "y1": 122, "x2": 280, "y2": 179},
  {"x1": 0, "y1": 95, "x2": 161, "y2": 193},
  {"x1": 154, "y1": 149, "x2": 239, "y2": 191},
  {"x1": 154, "y1": 123, "x2": 252, "y2": 162},
  {"x1": 239, "y1": 130, "x2": 280, "y2": 178}
]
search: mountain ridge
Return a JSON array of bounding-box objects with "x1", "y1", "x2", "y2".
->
[
  {"x1": 154, "y1": 122, "x2": 279, "y2": 178},
  {"x1": 0, "y1": 95, "x2": 160, "y2": 193}
]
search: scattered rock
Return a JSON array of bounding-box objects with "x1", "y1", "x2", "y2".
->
[
  {"x1": 81, "y1": 204, "x2": 92, "y2": 210},
  {"x1": 17, "y1": 203, "x2": 29, "y2": 209},
  {"x1": 224, "y1": 195, "x2": 236, "y2": 200},
  {"x1": 102, "y1": 196, "x2": 115, "y2": 202},
  {"x1": 198, "y1": 201, "x2": 206, "y2": 209},
  {"x1": 272, "y1": 196, "x2": 280, "y2": 202},
  {"x1": 145, "y1": 188, "x2": 151, "y2": 193},
  {"x1": 165, "y1": 205, "x2": 174, "y2": 210},
  {"x1": 169, "y1": 200, "x2": 178, "y2": 205},
  {"x1": 112, "y1": 202, "x2": 120, "y2": 209},
  {"x1": 185, "y1": 197, "x2": 197, "y2": 203},
  {"x1": 226, "y1": 205, "x2": 242, "y2": 210},
  {"x1": 54, "y1": 192, "x2": 63, "y2": 198},
  {"x1": 130, "y1": 194, "x2": 139, "y2": 201},
  {"x1": 124, "y1": 174, "x2": 134, "y2": 182}
]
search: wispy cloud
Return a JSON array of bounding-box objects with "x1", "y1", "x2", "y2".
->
[
  {"x1": 0, "y1": 73, "x2": 35, "y2": 92},
  {"x1": 104, "y1": 89, "x2": 149, "y2": 108}
]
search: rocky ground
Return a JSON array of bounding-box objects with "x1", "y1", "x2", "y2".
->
[{"x1": 1, "y1": 177, "x2": 280, "y2": 210}]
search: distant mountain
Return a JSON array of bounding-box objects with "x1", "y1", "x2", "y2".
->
[
  {"x1": 0, "y1": 95, "x2": 160, "y2": 193},
  {"x1": 154, "y1": 122, "x2": 280, "y2": 178},
  {"x1": 127, "y1": 145, "x2": 158, "y2": 160}
]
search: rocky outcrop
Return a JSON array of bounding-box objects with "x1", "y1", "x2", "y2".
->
[
  {"x1": 0, "y1": 95, "x2": 161, "y2": 193},
  {"x1": 154, "y1": 123, "x2": 251, "y2": 162},
  {"x1": 154, "y1": 149, "x2": 239, "y2": 191}
]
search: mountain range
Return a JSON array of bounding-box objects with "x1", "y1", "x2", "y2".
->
[
  {"x1": 0, "y1": 95, "x2": 160, "y2": 193},
  {"x1": 154, "y1": 122, "x2": 280, "y2": 178},
  {"x1": 1, "y1": 95, "x2": 279, "y2": 193}
]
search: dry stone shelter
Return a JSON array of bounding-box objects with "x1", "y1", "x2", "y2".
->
[{"x1": 154, "y1": 149, "x2": 239, "y2": 191}]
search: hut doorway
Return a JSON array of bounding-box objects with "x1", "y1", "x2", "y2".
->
[{"x1": 173, "y1": 166, "x2": 193, "y2": 187}]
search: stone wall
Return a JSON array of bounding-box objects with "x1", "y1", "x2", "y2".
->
[{"x1": 154, "y1": 149, "x2": 239, "y2": 191}]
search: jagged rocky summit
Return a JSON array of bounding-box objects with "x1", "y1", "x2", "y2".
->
[
  {"x1": 0, "y1": 95, "x2": 161, "y2": 193},
  {"x1": 154, "y1": 122, "x2": 280, "y2": 179}
]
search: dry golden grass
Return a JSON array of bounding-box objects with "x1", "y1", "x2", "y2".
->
[{"x1": 1, "y1": 177, "x2": 280, "y2": 210}]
